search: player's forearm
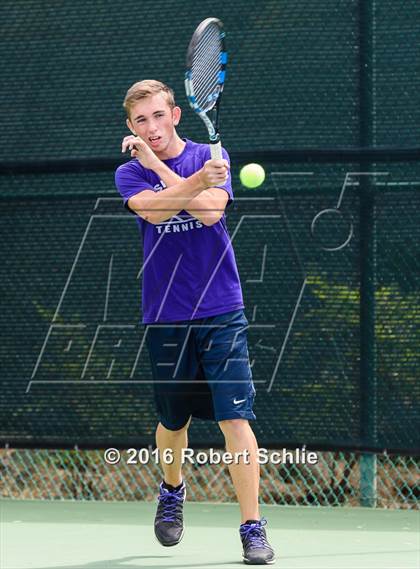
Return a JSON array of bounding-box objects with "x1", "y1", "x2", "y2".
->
[
  {"x1": 150, "y1": 162, "x2": 221, "y2": 225},
  {"x1": 152, "y1": 161, "x2": 183, "y2": 188},
  {"x1": 133, "y1": 170, "x2": 206, "y2": 224},
  {"x1": 185, "y1": 191, "x2": 225, "y2": 225}
]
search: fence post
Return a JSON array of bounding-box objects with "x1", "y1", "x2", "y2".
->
[{"x1": 359, "y1": 0, "x2": 378, "y2": 507}]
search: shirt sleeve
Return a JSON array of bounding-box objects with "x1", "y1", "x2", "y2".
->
[{"x1": 114, "y1": 162, "x2": 154, "y2": 213}]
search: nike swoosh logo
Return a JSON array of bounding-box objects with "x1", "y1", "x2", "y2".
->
[{"x1": 233, "y1": 398, "x2": 247, "y2": 405}]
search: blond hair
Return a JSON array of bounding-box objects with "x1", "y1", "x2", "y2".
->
[{"x1": 123, "y1": 80, "x2": 176, "y2": 117}]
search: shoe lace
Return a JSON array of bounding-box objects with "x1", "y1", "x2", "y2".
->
[
  {"x1": 157, "y1": 487, "x2": 184, "y2": 523},
  {"x1": 240, "y1": 518, "x2": 269, "y2": 549}
]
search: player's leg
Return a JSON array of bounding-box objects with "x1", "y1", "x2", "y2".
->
[
  {"x1": 218, "y1": 418, "x2": 260, "y2": 522},
  {"x1": 218, "y1": 418, "x2": 274, "y2": 564},
  {"x1": 145, "y1": 322, "x2": 196, "y2": 547},
  {"x1": 155, "y1": 417, "x2": 191, "y2": 487},
  {"x1": 197, "y1": 310, "x2": 260, "y2": 521},
  {"x1": 198, "y1": 309, "x2": 275, "y2": 565},
  {"x1": 154, "y1": 418, "x2": 190, "y2": 547}
]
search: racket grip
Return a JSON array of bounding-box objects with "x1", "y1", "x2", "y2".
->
[{"x1": 210, "y1": 140, "x2": 222, "y2": 160}]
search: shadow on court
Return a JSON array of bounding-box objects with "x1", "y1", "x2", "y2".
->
[{"x1": 31, "y1": 557, "x2": 245, "y2": 569}]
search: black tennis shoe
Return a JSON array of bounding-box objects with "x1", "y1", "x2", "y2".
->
[
  {"x1": 154, "y1": 481, "x2": 186, "y2": 547},
  {"x1": 240, "y1": 518, "x2": 275, "y2": 565}
]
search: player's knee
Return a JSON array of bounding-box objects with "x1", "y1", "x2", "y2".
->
[
  {"x1": 218, "y1": 418, "x2": 249, "y2": 437},
  {"x1": 158, "y1": 417, "x2": 191, "y2": 437}
]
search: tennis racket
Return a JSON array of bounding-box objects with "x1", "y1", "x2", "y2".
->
[{"x1": 185, "y1": 17, "x2": 227, "y2": 160}]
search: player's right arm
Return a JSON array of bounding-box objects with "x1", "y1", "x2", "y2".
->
[
  {"x1": 127, "y1": 160, "x2": 228, "y2": 224},
  {"x1": 127, "y1": 171, "x2": 201, "y2": 224}
]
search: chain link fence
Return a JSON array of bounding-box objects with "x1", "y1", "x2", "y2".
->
[{"x1": 1, "y1": 448, "x2": 418, "y2": 509}]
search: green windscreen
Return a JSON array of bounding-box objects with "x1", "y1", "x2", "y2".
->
[{"x1": 1, "y1": 163, "x2": 419, "y2": 451}]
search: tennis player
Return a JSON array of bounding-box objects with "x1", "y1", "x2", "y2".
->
[{"x1": 115, "y1": 80, "x2": 275, "y2": 565}]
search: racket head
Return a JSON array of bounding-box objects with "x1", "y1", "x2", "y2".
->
[{"x1": 185, "y1": 18, "x2": 227, "y2": 141}]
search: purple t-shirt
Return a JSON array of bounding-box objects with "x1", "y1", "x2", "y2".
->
[{"x1": 115, "y1": 138, "x2": 244, "y2": 323}]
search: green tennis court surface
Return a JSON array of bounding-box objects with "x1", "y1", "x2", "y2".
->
[{"x1": 1, "y1": 500, "x2": 418, "y2": 569}]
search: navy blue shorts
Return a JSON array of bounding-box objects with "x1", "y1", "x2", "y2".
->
[{"x1": 145, "y1": 309, "x2": 256, "y2": 431}]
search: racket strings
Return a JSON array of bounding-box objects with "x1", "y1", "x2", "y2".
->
[
  {"x1": 194, "y1": 49, "x2": 220, "y2": 76},
  {"x1": 190, "y1": 25, "x2": 222, "y2": 109},
  {"x1": 193, "y1": 63, "x2": 220, "y2": 108},
  {"x1": 192, "y1": 59, "x2": 221, "y2": 108},
  {"x1": 192, "y1": 24, "x2": 221, "y2": 65},
  {"x1": 193, "y1": 48, "x2": 220, "y2": 83}
]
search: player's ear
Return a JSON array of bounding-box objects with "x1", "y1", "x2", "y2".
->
[
  {"x1": 126, "y1": 118, "x2": 136, "y2": 135},
  {"x1": 172, "y1": 106, "x2": 181, "y2": 126}
]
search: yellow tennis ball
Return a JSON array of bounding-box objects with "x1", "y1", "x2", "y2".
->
[{"x1": 239, "y1": 163, "x2": 265, "y2": 188}]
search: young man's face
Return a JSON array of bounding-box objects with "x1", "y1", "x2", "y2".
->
[{"x1": 127, "y1": 93, "x2": 181, "y2": 156}]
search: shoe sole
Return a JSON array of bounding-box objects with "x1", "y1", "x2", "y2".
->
[
  {"x1": 243, "y1": 555, "x2": 276, "y2": 565},
  {"x1": 154, "y1": 526, "x2": 185, "y2": 547}
]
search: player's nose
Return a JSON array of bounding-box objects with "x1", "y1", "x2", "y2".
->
[{"x1": 148, "y1": 121, "x2": 159, "y2": 133}]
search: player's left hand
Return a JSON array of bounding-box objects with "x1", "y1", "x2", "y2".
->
[{"x1": 121, "y1": 135, "x2": 160, "y2": 169}]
